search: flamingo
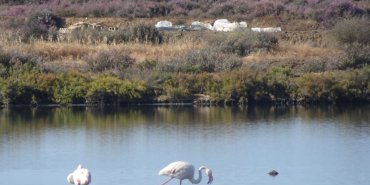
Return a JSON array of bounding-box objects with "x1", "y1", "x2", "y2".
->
[
  {"x1": 67, "y1": 164, "x2": 91, "y2": 185},
  {"x1": 159, "y1": 161, "x2": 213, "y2": 185}
]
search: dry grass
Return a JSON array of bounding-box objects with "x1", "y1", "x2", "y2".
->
[
  {"x1": 244, "y1": 41, "x2": 345, "y2": 64},
  {"x1": 0, "y1": 15, "x2": 343, "y2": 72},
  {"x1": 2, "y1": 35, "x2": 205, "y2": 70}
]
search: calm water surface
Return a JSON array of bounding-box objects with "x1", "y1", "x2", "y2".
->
[{"x1": 0, "y1": 106, "x2": 369, "y2": 185}]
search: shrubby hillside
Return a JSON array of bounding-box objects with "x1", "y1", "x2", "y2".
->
[{"x1": 1, "y1": 0, "x2": 369, "y2": 25}]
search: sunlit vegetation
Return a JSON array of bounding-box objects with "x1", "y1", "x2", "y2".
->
[{"x1": 0, "y1": 3, "x2": 369, "y2": 106}]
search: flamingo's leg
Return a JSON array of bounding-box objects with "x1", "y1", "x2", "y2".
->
[
  {"x1": 180, "y1": 179, "x2": 182, "y2": 185},
  {"x1": 161, "y1": 177, "x2": 173, "y2": 185}
]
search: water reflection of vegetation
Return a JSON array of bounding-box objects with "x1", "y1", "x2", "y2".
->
[{"x1": 1, "y1": 105, "x2": 368, "y2": 132}]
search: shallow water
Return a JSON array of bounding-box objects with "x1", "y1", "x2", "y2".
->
[{"x1": 0, "y1": 105, "x2": 369, "y2": 185}]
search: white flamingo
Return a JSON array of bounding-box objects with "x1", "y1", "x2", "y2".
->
[
  {"x1": 67, "y1": 164, "x2": 91, "y2": 185},
  {"x1": 159, "y1": 161, "x2": 213, "y2": 185}
]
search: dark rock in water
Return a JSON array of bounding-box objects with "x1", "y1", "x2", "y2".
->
[{"x1": 268, "y1": 170, "x2": 279, "y2": 176}]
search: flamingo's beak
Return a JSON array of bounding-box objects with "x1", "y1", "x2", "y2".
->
[{"x1": 206, "y1": 169, "x2": 213, "y2": 184}]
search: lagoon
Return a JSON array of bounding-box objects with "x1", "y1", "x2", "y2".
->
[{"x1": 0, "y1": 105, "x2": 369, "y2": 185}]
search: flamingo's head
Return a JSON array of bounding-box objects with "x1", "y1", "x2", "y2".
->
[
  {"x1": 205, "y1": 168, "x2": 213, "y2": 184},
  {"x1": 199, "y1": 166, "x2": 213, "y2": 184}
]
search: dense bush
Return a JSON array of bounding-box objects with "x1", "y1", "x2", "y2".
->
[
  {"x1": 161, "y1": 49, "x2": 243, "y2": 73},
  {"x1": 24, "y1": 11, "x2": 65, "y2": 40},
  {"x1": 86, "y1": 76, "x2": 147, "y2": 105},
  {"x1": 209, "y1": 31, "x2": 278, "y2": 56},
  {"x1": 53, "y1": 73, "x2": 89, "y2": 104},
  {"x1": 69, "y1": 24, "x2": 163, "y2": 44},
  {"x1": 331, "y1": 18, "x2": 370, "y2": 45},
  {"x1": 1, "y1": 80, "x2": 34, "y2": 105},
  {"x1": 124, "y1": 23, "x2": 163, "y2": 44},
  {"x1": 2, "y1": 0, "x2": 368, "y2": 25},
  {"x1": 297, "y1": 67, "x2": 369, "y2": 102},
  {"x1": 314, "y1": 0, "x2": 367, "y2": 26},
  {"x1": 341, "y1": 43, "x2": 370, "y2": 69},
  {"x1": 0, "y1": 49, "x2": 43, "y2": 78},
  {"x1": 83, "y1": 49, "x2": 135, "y2": 74},
  {"x1": 0, "y1": 66, "x2": 368, "y2": 105},
  {"x1": 264, "y1": 67, "x2": 296, "y2": 100}
]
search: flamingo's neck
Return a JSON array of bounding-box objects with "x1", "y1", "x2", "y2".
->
[{"x1": 189, "y1": 168, "x2": 202, "y2": 184}]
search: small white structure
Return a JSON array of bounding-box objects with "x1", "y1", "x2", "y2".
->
[
  {"x1": 251, "y1": 27, "x2": 282, "y2": 33},
  {"x1": 155, "y1": 21, "x2": 174, "y2": 31},
  {"x1": 213, "y1": 19, "x2": 247, "y2": 32},
  {"x1": 239, "y1": 21, "x2": 248, "y2": 28},
  {"x1": 251, "y1": 27, "x2": 262, "y2": 32},
  {"x1": 154, "y1": 19, "x2": 248, "y2": 32},
  {"x1": 213, "y1": 19, "x2": 234, "y2": 31}
]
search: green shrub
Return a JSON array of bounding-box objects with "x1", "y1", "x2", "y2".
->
[
  {"x1": 265, "y1": 67, "x2": 296, "y2": 100},
  {"x1": 83, "y1": 49, "x2": 135, "y2": 74},
  {"x1": 209, "y1": 31, "x2": 278, "y2": 56},
  {"x1": 161, "y1": 48, "x2": 242, "y2": 73},
  {"x1": 0, "y1": 49, "x2": 42, "y2": 78},
  {"x1": 24, "y1": 11, "x2": 65, "y2": 40},
  {"x1": 123, "y1": 23, "x2": 163, "y2": 44},
  {"x1": 86, "y1": 76, "x2": 147, "y2": 105},
  {"x1": 53, "y1": 73, "x2": 89, "y2": 104},
  {"x1": 1, "y1": 80, "x2": 36, "y2": 105},
  {"x1": 340, "y1": 43, "x2": 370, "y2": 69},
  {"x1": 107, "y1": 24, "x2": 163, "y2": 44},
  {"x1": 161, "y1": 78, "x2": 192, "y2": 102},
  {"x1": 333, "y1": 67, "x2": 369, "y2": 101},
  {"x1": 331, "y1": 18, "x2": 370, "y2": 45},
  {"x1": 297, "y1": 68, "x2": 369, "y2": 102}
]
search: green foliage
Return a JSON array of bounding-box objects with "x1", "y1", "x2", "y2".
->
[
  {"x1": 24, "y1": 11, "x2": 65, "y2": 40},
  {"x1": 333, "y1": 68, "x2": 369, "y2": 101},
  {"x1": 162, "y1": 78, "x2": 192, "y2": 101},
  {"x1": 330, "y1": 18, "x2": 370, "y2": 45},
  {"x1": 162, "y1": 48, "x2": 242, "y2": 73},
  {"x1": 86, "y1": 76, "x2": 147, "y2": 105},
  {"x1": 265, "y1": 67, "x2": 296, "y2": 100},
  {"x1": 0, "y1": 49, "x2": 42, "y2": 78},
  {"x1": 209, "y1": 31, "x2": 278, "y2": 56},
  {"x1": 297, "y1": 67, "x2": 369, "y2": 102},
  {"x1": 124, "y1": 23, "x2": 163, "y2": 44},
  {"x1": 53, "y1": 73, "x2": 89, "y2": 104},
  {"x1": 341, "y1": 43, "x2": 370, "y2": 69},
  {"x1": 83, "y1": 49, "x2": 135, "y2": 74},
  {"x1": 1, "y1": 79, "x2": 36, "y2": 105},
  {"x1": 0, "y1": 66, "x2": 368, "y2": 105}
]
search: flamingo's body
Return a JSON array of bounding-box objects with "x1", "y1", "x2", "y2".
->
[
  {"x1": 159, "y1": 161, "x2": 213, "y2": 185},
  {"x1": 67, "y1": 164, "x2": 91, "y2": 185}
]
